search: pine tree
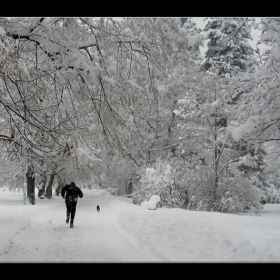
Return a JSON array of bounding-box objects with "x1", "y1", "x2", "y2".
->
[{"x1": 202, "y1": 17, "x2": 256, "y2": 78}]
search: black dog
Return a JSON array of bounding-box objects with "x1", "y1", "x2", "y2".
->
[{"x1": 97, "y1": 205, "x2": 100, "y2": 213}]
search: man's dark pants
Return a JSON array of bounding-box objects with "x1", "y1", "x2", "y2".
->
[{"x1": 66, "y1": 201, "x2": 77, "y2": 224}]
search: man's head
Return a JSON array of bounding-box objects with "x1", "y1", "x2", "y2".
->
[{"x1": 70, "y1": 181, "x2": 75, "y2": 185}]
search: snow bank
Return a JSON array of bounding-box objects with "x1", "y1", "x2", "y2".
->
[{"x1": 141, "y1": 195, "x2": 161, "y2": 210}]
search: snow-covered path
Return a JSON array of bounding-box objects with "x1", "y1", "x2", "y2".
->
[
  {"x1": 0, "y1": 189, "x2": 163, "y2": 262},
  {"x1": 1, "y1": 188, "x2": 280, "y2": 262}
]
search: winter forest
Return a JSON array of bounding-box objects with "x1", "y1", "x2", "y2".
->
[{"x1": 0, "y1": 17, "x2": 280, "y2": 214}]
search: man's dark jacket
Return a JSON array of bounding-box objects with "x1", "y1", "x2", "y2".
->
[{"x1": 61, "y1": 183, "x2": 83, "y2": 203}]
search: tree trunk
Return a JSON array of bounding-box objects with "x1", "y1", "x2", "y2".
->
[
  {"x1": 45, "y1": 171, "x2": 55, "y2": 199},
  {"x1": 55, "y1": 179, "x2": 65, "y2": 196},
  {"x1": 211, "y1": 88, "x2": 219, "y2": 212},
  {"x1": 26, "y1": 164, "x2": 35, "y2": 205},
  {"x1": 38, "y1": 171, "x2": 47, "y2": 199}
]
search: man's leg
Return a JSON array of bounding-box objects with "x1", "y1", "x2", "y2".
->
[
  {"x1": 70, "y1": 203, "x2": 77, "y2": 228},
  {"x1": 66, "y1": 203, "x2": 71, "y2": 223}
]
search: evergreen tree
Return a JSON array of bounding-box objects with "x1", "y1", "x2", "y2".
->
[
  {"x1": 202, "y1": 17, "x2": 256, "y2": 78},
  {"x1": 202, "y1": 18, "x2": 267, "y2": 197}
]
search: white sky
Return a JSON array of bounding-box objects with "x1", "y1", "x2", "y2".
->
[{"x1": 0, "y1": 187, "x2": 279, "y2": 262}]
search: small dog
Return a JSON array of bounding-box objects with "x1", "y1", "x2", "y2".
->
[{"x1": 97, "y1": 205, "x2": 100, "y2": 213}]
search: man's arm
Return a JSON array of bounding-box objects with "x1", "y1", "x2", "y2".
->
[
  {"x1": 78, "y1": 188, "x2": 83, "y2": 198},
  {"x1": 61, "y1": 186, "x2": 66, "y2": 198}
]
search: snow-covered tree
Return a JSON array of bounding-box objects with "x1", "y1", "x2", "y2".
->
[
  {"x1": 0, "y1": 17, "x2": 200, "y2": 202},
  {"x1": 173, "y1": 61, "x2": 264, "y2": 213},
  {"x1": 202, "y1": 17, "x2": 256, "y2": 78},
  {"x1": 227, "y1": 18, "x2": 280, "y2": 157}
]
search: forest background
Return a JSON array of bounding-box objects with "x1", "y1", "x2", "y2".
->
[{"x1": 0, "y1": 17, "x2": 279, "y2": 214}]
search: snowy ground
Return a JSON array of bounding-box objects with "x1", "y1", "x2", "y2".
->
[{"x1": 0, "y1": 188, "x2": 280, "y2": 263}]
